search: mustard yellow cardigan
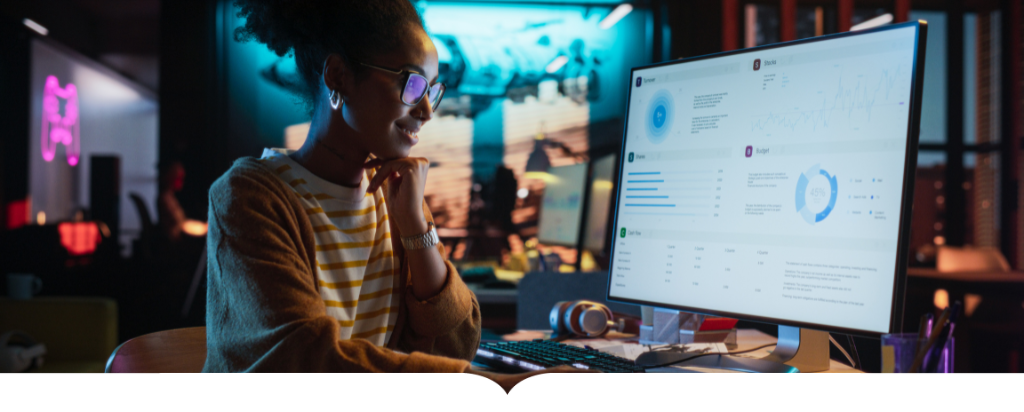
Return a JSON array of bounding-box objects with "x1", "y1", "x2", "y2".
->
[{"x1": 203, "y1": 157, "x2": 481, "y2": 372}]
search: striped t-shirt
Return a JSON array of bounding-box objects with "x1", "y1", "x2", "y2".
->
[{"x1": 259, "y1": 148, "x2": 398, "y2": 346}]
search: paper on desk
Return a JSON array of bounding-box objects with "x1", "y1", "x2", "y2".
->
[{"x1": 594, "y1": 342, "x2": 730, "y2": 361}]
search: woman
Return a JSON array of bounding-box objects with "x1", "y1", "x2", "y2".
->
[{"x1": 204, "y1": 0, "x2": 568, "y2": 386}]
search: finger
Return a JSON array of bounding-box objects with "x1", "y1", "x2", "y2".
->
[
  {"x1": 363, "y1": 158, "x2": 385, "y2": 169},
  {"x1": 367, "y1": 162, "x2": 399, "y2": 193},
  {"x1": 369, "y1": 159, "x2": 418, "y2": 192}
]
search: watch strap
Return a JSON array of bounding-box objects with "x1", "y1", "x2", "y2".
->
[{"x1": 401, "y1": 223, "x2": 439, "y2": 250}]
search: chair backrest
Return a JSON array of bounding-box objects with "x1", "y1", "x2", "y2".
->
[
  {"x1": 128, "y1": 192, "x2": 155, "y2": 231},
  {"x1": 517, "y1": 271, "x2": 642, "y2": 330},
  {"x1": 128, "y1": 192, "x2": 154, "y2": 258},
  {"x1": 105, "y1": 327, "x2": 206, "y2": 373},
  {"x1": 936, "y1": 246, "x2": 1011, "y2": 273}
]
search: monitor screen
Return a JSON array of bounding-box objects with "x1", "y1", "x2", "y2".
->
[
  {"x1": 537, "y1": 163, "x2": 588, "y2": 246},
  {"x1": 583, "y1": 154, "x2": 616, "y2": 253},
  {"x1": 608, "y1": 23, "x2": 924, "y2": 335}
]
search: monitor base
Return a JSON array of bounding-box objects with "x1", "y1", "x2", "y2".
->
[
  {"x1": 637, "y1": 326, "x2": 831, "y2": 373},
  {"x1": 645, "y1": 353, "x2": 799, "y2": 373}
]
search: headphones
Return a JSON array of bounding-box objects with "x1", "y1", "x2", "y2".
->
[
  {"x1": 549, "y1": 300, "x2": 625, "y2": 339},
  {"x1": 0, "y1": 331, "x2": 47, "y2": 373}
]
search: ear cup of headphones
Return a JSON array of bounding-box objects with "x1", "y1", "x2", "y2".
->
[
  {"x1": 549, "y1": 301, "x2": 574, "y2": 335},
  {"x1": 558, "y1": 300, "x2": 614, "y2": 338},
  {"x1": 579, "y1": 307, "x2": 612, "y2": 335},
  {"x1": 0, "y1": 331, "x2": 47, "y2": 373}
]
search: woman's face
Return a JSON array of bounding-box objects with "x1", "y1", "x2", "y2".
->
[{"x1": 341, "y1": 26, "x2": 439, "y2": 160}]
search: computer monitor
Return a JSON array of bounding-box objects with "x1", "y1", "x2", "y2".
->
[
  {"x1": 608, "y1": 22, "x2": 926, "y2": 371},
  {"x1": 537, "y1": 163, "x2": 588, "y2": 247},
  {"x1": 583, "y1": 154, "x2": 616, "y2": 254}
]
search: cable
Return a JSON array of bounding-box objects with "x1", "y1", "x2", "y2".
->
[
  {"x1": 829, "y1": 333, "x2": 856, "y2": 368},
  {"x1": 846, "y1": 334, "x2": 861, "y2": 370},
  {"x1": 643, "y1": 343, "x2": 778, "y2": 369}
]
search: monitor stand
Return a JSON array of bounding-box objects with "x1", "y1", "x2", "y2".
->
[{"x1": 640, "y1": 326, "x2": 831, "y2": 373}]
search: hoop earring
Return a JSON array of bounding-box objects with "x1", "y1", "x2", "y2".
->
[{"x1": 329, "y1": 90, "x2": 342, "y2": 110}]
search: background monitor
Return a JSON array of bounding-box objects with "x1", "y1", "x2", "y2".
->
[
  {"x1": 583, "y1": 153, "x2": 616, "y2": 253},
  {"x1": 608, "y1": 22, "x2": 925, "y2": 336},
  {"x1": 537, "y1": 163, "x2": 588, "y2": 246}
]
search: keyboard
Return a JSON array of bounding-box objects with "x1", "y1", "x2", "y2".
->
[{"x1": 474, "y1": 340, "x2": 646, "y2": 373}]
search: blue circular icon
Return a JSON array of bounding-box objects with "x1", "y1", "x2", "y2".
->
[
  {"x1": 795, "y1": 164, "x2": 838, "y2": 225},
  {"x1": 645, "y1": 89, "x2": 674, "y2": 144},
  {"x1": 653, "y1": 105, "x2": 667, "y2": 128}
]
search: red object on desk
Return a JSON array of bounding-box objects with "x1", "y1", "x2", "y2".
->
[
  {"x1": 58, "y1": 222, "x2": 101, "y2": 255},
  {"x1": 6, "y1": 199, "x2": 29, "y2": 230},
  {"x1": 699, "y1": 317, "x2": 739, "y2": 331}
]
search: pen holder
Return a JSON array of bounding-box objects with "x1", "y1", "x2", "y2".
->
[{"x1": 881, "y1": 333, "x2": 954, "y2": 373}]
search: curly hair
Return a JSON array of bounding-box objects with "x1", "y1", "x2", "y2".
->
[{"x1": 234, "y1": 0, "x2": 425, "y2": 112}]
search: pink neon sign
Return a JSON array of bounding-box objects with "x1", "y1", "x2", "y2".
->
[{"x1": 41, "y1": 75, "x2": 80, "y2": 166}]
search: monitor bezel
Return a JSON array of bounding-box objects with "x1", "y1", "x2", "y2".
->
[{"x1": 605, "y1": 21, "x2": 927, "y2": 337}]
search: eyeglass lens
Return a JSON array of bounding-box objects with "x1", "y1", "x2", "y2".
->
[
  {"x1": 403, "y1": 75, "x2": 428, "y2": 105},
  {"x1": 428, "y1": 83, "x2": 443, "y2": 108},
  {"x1": 403, "y1": 74, "x2": 444, "y2": 109}
]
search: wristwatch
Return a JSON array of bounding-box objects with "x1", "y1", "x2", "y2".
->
[{"x1": 401, "y1": 222, "x2": 439, "y2": 250}]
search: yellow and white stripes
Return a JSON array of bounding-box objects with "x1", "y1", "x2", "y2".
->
[{"x1": 260, "y1": 148, "x2": 398, "y2": 346}]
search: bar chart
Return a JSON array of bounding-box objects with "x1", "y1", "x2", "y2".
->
[{"x1": 622, "y1": 170, "x2": 722, "y2": 217}]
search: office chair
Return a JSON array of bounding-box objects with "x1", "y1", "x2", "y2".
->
[
  {"x1": 105, "y1": 327, "x2": 206, "y2": 373},
  {"x1": 128, "y1": 192, "x2": 156, "y2": 260},
  {"x1": 516, "y1": 271, "x2": 641, "y2": 330}
]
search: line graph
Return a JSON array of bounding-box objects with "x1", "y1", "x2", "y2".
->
[{"x1": 750, "y1": 65, "x2": 906, "y2": 134}]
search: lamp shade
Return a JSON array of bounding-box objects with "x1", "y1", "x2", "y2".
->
[{"x1": 525, "y1": 139, "x2": 551, "y2": 173}]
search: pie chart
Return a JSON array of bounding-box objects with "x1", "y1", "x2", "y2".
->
[{"x1": 795, "y1": 164, "x2": 838, "y2": 225}]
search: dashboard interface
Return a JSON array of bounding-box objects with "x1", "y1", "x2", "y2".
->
[{"x1": 608, "y1": 24, "x2": 923, "y2": 334}]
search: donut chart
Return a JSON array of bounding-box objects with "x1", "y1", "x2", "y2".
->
[
  {"x1": 795, "y1": 164, "x2": 838, "y2": 225},
  {"x1": 645, "y1": 89, "x2": 674, "y2": 144}
]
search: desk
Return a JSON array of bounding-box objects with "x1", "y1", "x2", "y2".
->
[
  {"x1": 492, "y1": 329, "x2": 862, "y2": 373},
  {"x1": 907, "y1": 268, "x2": 1024, "y2": 300},
  {"x1": 906, "y1": 268, "x2": 1024, "y2": 372},
  {"x1": 908, "y1": 268, "x2": 1024, "y2": 282}
]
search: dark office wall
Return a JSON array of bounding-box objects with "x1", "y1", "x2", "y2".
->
[
  {"x1": 159, "y1": 0, "x2": 227, "y2": 221},
  {"x1": 0, "y1": 19, "x2": 32, "y2": 230},
  {"x1": 668, "y1": 0, "x2": 723, "y2": 59}
]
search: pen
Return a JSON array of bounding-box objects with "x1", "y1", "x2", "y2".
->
[
  {"x1": 916, "y1": 312, "x2": 932, "y2": 357},
  {"x1": 917, "y1": 314, "x2": 928, "y2": 341},
  {"x1": 924, "y1": 301, "x2": 960, "y2": 373},
  {"x1": 925, "y1": 313, "x2": 934, "y2": 338},
  {"x1": 909, "y1": 306, "x2": 952, "y2": 373}
]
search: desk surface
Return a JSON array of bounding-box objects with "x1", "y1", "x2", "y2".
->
[
  {"x1": 498, "y1": 329, "x2": 861, "y2": 373},
  {"x1": 907, "y1": 268, "x2": 1024, "y2": 283}
]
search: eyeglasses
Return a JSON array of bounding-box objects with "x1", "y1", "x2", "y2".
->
[{"x1": 360, "y1": 62, "x2": 445, "y2": 110}]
